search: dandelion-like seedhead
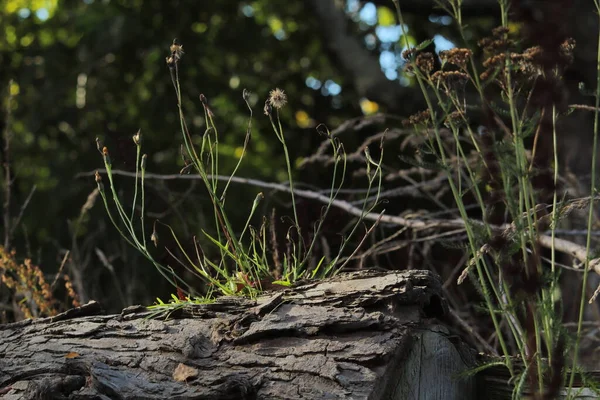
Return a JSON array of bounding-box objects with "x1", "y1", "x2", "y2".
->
[{"x1": 268, "y1": 88, "x2": 287, "y2": 110}]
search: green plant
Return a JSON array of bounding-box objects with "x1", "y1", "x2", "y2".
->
[
  {"x1": 393, "y1": 0, "x2": 600, "y2": 397},
  {"x1": 95, "y1": 40, "x2": 384, "y2": 303}
]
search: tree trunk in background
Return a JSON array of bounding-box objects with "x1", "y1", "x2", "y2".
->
[{"x1": 0, "y1": 270, "x2": 477, "y2": 400}]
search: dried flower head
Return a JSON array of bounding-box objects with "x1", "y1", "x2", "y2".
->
[
  {"x1": 439, "y1": 48, "x2": 472, "y2": 69},
  {"x1": 166, "y1": 39, "x2": 184, "y2": 68},
  {"x1": 492, "y1": 26, "x2": 509, "y2": 38},
  {"x1": 198, "y1": 94, "x2": 215, "y2": 118},
  {"x1": 263, "y1": 99, "x2": 272, "y2": 116},
  {"x1": 132, "y1": 129, "x2": 142, "y2": 146},
  {"x1": 559, "y1": 38, "x2": 576, "y2": 65},
  {"x1": 479, "y1": 26, "x2": 512, "y2": 55},
  {"x1": 401, "y1": 48, "x2": 417, "y2": 61},
  {"x1": 431, "y1": 71, "x2": 469, "y2": 89},
  {"x1": 170, "y1": 41, "x2": 184, "y2": 57},
  {"x1": 151, "y1": 229, "x2": 159, "y2": 247},
  {"x1": 416, "y1": 52, "x2": 435, "y2": 74},
  {"x1": 63, "y1": 274, "x2": 81, "y2": 308},
  {"x1": 268, "y1": 88, "x2": 287, "y2": 109},
  {"x1": 444, "y1": 110, "x2": 466, "y2": 128},
  {"x1": 94, "y1": 170, "x2": 104, "y2": 191},
  {"x1": 402, "y1": 109, "x2": 431, "y2": 127},
  {"x1": 102, "y1": 146, "x2": 111, "y2": 165}
]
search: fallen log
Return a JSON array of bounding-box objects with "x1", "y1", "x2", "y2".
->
[{"x1": 0, "y1": 269, "x2": 477, "y2": 399}]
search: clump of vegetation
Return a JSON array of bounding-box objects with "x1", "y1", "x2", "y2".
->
[
  {"x1": 394, "y1": 0, "x2": 599, "y2": 397},
  {"x1": 0, "y1": 245, "x2": 79, "y2": 321},
  {"x1": 96, "y1": 40, "x2": 384, "y2": 301}
]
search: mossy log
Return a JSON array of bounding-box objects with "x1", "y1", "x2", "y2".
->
[{"x1": 0, "y1": 269, "x2": 476, "y2": 399}]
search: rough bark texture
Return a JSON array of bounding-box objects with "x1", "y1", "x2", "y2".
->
[{"x1": 0, "y1": 270, "x2": 476, "y2": 400}]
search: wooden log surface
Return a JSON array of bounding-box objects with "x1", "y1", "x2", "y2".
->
[{"x1": 0, "y1": 269, "x2": 476, "y2": 400}]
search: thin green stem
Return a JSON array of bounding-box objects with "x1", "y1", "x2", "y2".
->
[{"x1": 568, "y1": 4, "x2": 600, "y2": 393}]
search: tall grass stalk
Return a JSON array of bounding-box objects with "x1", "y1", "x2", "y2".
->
[{"x1": 567, "y1": 2, "x2": 600, "y2": 395}]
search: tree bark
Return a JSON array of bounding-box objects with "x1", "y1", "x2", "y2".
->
[{"x1": 0, "y1": 270, "x2": 476, "y2": 400}]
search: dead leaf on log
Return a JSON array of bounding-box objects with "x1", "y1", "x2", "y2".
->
[{"x1": 172, "y1": 363, "x2": 199, "y2": 382}]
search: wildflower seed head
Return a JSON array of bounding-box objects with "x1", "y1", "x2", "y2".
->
[
  {"x1": 444, "y1": 110, "x2": 466, "y2": 128},
  {"x1": 102, "y1": 146, "x2": 111, "y2": 165},
  {"x1": 268, "y1": 88, "x2": 287, "y2": 109},
  {"x1": 166, "y1": 55, "x2": 176, "y2": 68},
  {"x1": 94, "y1": 170, "x2": 104, "y2": 191},
  {"x1": 96, "y1": 137, "x2": 103, "y2": 155},
  {"x1": 402, "y1": 109, "x2": 431, "y2": 127},
  {"x1": 199, "y1": 94, "x2": 215, "y2": 117},
  {"x1": 151, "y1": 231, "x2": 158, "y2": 247},
  {"x1": 416, "y1": 52, "x2": 435, "y2": 74},
  {"x1": 439, "y1": 48, "x2": 472, "y2": 69},
  {"x1": 263, "y1": 99, "x2": 272, "y2": 116},
  {"x1": 242, "y1": 88, "x2": 250, "y2": 101},
  {"x1": 431, "y1": 70, "x2": 469, "y2": 88},
  {"x1": 170, "y1": 40, "x2": 184, "y2": 57},
  {"x1": 479, "y1": 26, "x2": 513, "y2": 54},
  {"x1": 492, "y1": 26, "x2": 509, "y2": 38},
  {"x1": 132, "y1": 129, "x2": 142, "y2": 146},
  {"x1": 559, "y1": 38, "x2": 576, "y2": 65},
  {"x1": 166, "y1": 39, "x2": 183, "y2": 68}
]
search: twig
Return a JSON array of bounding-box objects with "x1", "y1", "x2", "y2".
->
[
  {"x1": 9, "y1": 185, "x2": 36, "y2": 238},
  {"x1": 2, "y1": 81, "x2": 14, "y2": 248},
  {"x1": 77, "y1": 169, "x2": 600, "y2": 278},
  {"x1": 569, "y1": 104, "x2": 600, "y2": 112},
  {"x1": 77, "y1": 169, "x2": 466, "y2": 230},
  {"x1": 337, "y1": 211, "x2": 384, "y2": 272},
  {"x1": 449, "y1": 307, "x2": 498, "y2": 355},
  {"x1": 51, "y1": 250, "x2": 70, "y2": 290}
]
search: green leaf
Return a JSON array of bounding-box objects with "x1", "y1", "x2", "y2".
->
[
  {"x1": 415, "y1": 39, "x2": 433, "y2": 51},
  {"x1": 271, "y1": 280, "x2": 292, "y2": 287}
]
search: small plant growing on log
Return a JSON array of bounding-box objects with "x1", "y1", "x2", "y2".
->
[{"x1": 95, "y1": 40, "x2": 384, "y2": 302}]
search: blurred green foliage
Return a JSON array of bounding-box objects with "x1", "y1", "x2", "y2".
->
[{"x1": 0, "y1": 0, "x2": 368, "y2": 309}]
